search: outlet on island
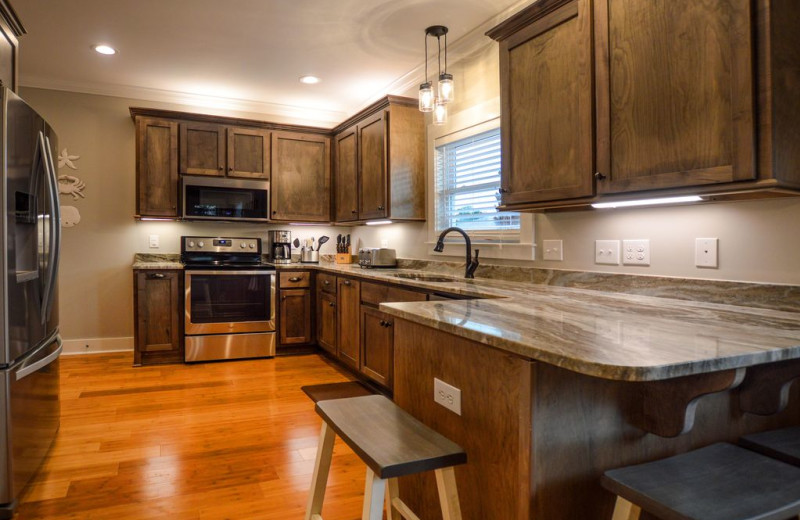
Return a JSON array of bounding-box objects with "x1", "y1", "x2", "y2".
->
[{"x1": 434, "y1": 377, "x2": 462, "y2": 415}]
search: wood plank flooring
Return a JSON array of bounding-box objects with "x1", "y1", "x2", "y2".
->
[{"x1": 16, "y1": 352, "x2": 366, "y2": 520}]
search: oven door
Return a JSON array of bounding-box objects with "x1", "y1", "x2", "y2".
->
[{"x1": 184, "y1": 270, "x2": 276, "y2": 335}]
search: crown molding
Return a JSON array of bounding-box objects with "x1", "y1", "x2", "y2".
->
[{"x1": 19, "y1": 77, "x2": 348, "y2": 128}]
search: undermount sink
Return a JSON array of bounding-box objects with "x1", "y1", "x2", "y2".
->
[{"x1": 391, "y1": 273, "x2": 459, "y2": 283}]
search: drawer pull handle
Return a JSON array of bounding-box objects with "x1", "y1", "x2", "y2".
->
[
  {"x1": 323, "y1": 280, "x2": 330, "y2": 286},
  {"x1": 329, "y1": 301, "x2": 335, "y2": 307},
  {"x1": 148, "y1": 273, "x2": 166, "y2": 279},
  {"x1": 342, "y1": 280, "x2": 351, "y2": 286},
  {"x1": 594, "y1": 171, "x2": 607, "y2": 181},
  {"x1": 288, "y1": 277, "x2": 301, "y2": 282}
]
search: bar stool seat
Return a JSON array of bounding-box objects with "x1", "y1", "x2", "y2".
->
[
  {"x1": 602, "y1": 443, "x2": 800, "y2": 520},
  {"x1": 741, "y1": 426, "x2": 800, "y2": 467},
  {"x1": 304, "y1": 394, "x2": 467, "y2": 520}
]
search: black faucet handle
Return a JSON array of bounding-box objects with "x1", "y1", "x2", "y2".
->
[{"x1": 473, "y1": 248, "x2": 480, "y2": 260}]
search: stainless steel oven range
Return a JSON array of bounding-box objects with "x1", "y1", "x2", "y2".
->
[{"x1": 181, "y1": 236, "x2": 276, "y2": 362}]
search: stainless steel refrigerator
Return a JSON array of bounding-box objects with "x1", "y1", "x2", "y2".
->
[{"x1": 0, "y1": 87, "x2": 61, "y2": 517}]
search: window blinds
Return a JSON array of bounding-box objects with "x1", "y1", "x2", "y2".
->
[{"x1": 434, "y1": 127, "x2": 519, "y2": 238}]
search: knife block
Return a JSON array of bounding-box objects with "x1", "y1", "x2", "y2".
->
[{"x1": 335, "y1": 253, "x2": 352, "y2": 264}]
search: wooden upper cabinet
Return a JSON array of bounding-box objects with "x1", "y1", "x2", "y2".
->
[
  {"x1": 497, "y1": 0, "x2": 594, "y2": 205},
  {"x1": 180, "y1": 122, "x2": 225, "y2": 176},
  {"x1": 0, "y1": 1, "x2": 23, "y2": 92},
  {"x1": 270, "y1": 131, "x2": 331, "y2": 222},
  {"x1": 135, "y1": 117, "x2": 179, "y2": 218},
  {"x1": 227, "y1": 127, "x2": 270, "y2": 179},
  {"x1": 358, "y1": 111, "x2": 388, "y2": 220},
  {"x1": 331, "y1": 96, "x2": 425, "y2": 223},
  {"x1": 334, "y1": 125, "x2": 359, "y2": 222},
  {"x1": 594, "y1": 0, "x2": 755, "y2": 194}
]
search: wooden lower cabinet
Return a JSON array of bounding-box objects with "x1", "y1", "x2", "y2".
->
[
  {"x1": 360, "y1": 306, "x2": 393, "y2": 389},
  {"x1": 336, "y1": 277, "x2": 361, "y2": 369},
  {"x1": 317, "y1": 290, "x2": 337, "y2": 355},
  {"x1": 279, "y1": 289, "x2": 312, "y2": 345},
  {"x1": 133, "y1": 270, "x2": 183, "y2": 366}
]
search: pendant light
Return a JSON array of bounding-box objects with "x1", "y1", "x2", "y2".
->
[{"x1": 419, "y1": 25, "x2": 454, "y2": 124}]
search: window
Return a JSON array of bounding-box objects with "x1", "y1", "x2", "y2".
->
[{"x1": 434, "y1": 126, "x2": 519, "y2": 240}]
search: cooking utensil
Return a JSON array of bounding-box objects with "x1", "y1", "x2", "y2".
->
[
  {"x1": 317, "y1": 236, "x2": 329, "y2": 251},
  {"x1": 293, "y1": 238, "x2": 300, "y2": 248}
]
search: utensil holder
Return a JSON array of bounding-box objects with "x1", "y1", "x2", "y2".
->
[
  {"x1": 335, "y1": 253, "x2": 352, "y2": 264},
  {"x1": 301, "y1": 249, "x2": 319, "y2": 264}
]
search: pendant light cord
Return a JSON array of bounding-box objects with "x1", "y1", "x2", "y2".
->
[
  {"x1": 437, "y1": 35, "x2": 442, "y2": 77},
  {"x1": 424, "y1": 32, "x2": 428, "y2": 82},
  {"x1": 444, "y1": 32, "x2": 447, "y2": 74}
]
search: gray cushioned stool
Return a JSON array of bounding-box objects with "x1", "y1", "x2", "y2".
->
[
  {"x1": 602, "y1": 443, "x2": 800, "y2": 520},
  {"x1": 740, "y1": 426, "x2": 800, "y2": 468}
]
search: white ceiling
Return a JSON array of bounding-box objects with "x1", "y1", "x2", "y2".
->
[{"x1": 14, "y1": 0, "x2": 525, "y2": 127}]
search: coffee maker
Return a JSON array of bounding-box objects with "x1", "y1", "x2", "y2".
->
[{"x1": 267, "y1": 230, "x2": 292, "y2": 264}]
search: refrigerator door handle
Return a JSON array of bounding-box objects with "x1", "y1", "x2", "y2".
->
[
  {"x1": 40, "y1": 133, "x2": 61, "y2": 323},
  {"x1": 15, "y1": 341, "x2": 62, "y2": 381}
]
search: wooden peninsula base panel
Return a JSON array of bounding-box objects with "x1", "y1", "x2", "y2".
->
[{"x1": 392, "y1": 319, "x2": 800, "y2": 519}]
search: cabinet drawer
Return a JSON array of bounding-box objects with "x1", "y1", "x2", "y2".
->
[
  {"x1": 317, "y1": 273, "x2": 336, "y2": 294},
  {"x1": 280, "y1": 271, "x2": 310, "y2": 288},
  {"x1": 361, "y1": 281, "x2": 427, "y2": 306}
]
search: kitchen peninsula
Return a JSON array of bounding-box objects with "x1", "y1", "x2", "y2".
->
[{"x1": 133, "y1": 252, "x2": 800, "y2": 517}]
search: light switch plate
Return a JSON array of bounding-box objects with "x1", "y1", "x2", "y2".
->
[
  {"x1": 695, "y1": 238, "x2": 718, "y2": 268},
  {"x1": 434, "y1": 378, "x2": 462, "y2": 415},
  {"x1": 623, "y1": 239, "x2": 650, "y2": 266},
  {"x1": 543, "y1": 240, "x2": 563, "y2": 261},
  {"x1": 595, "y1": 240, "x2": 620, "y2": 265},
  {"x1": 149, "y1": 234, "x2": 160, "y2": 249}
]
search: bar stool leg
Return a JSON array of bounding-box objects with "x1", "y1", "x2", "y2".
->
[
  {"x1": 385, "y1": 478, "x2": 401, "y2": 520},
  {"x1": 304, "y1": 422, "x2": 336, "y2": 520},
  {"x1": 362, "y1": 467, "x2": 386, "y2": 520},
  {"x1": 611, "y1": 496, "x2": 642, "y2": 520},
  {"x1": 435, "y1": 467, "x2": 463, "y2": 520}
]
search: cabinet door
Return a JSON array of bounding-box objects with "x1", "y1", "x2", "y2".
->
[
  {"x1": 0, "y1": 12, "x2": 20, "y2": 92},
  {"x1": 227, "y1": 127, "x2": 270, "y2": 179},
  {"x1": 360, "y1": 307, "x2": 393, "y2": 389},
  {"x1": 336, "y1": 278, "x2": 361, "y2": 370},
  {"x1": 358, "y1": 112, "x2": 388, "y2": 220},
  {"x1": 180, "y1": 122, "x2": 225, "y2": 176},
  {"x1": 136, "y1": 118, "x2": 179, "y2": 218},
  {"x1": 317, "y1": 289, "x2": 337, "y2": 355},
  {"x1": 499, "y1": 0, "x2": 594, "y2": 205},
  {"x1": 334, "y1": 125, "x2": 359, "y2": 222},
  {"x1": 134, "y1": 270, "x2": 182, "y2": 365},
  {"x1": 594, "y1": 0, "x2": 755, "y2": 194},
  {"x1": 271, "y1": 132, "x2": 331, "y2": 222},
  {"x1": 279, "y1": 289, "x2": 312, "y2": 345}
]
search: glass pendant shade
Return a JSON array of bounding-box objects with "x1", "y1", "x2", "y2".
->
[
  {"x1": 419, "y1": 82, "x2": 434, "y2": 112},
  {"x1": 433, "y1": 99, "x2": 447, "y2": 125},
  {"x1": 438, "y1": 73, "x2": 454, "y2": 104}
]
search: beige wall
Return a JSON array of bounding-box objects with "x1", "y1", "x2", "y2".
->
[
  {"x1": 20, "y1": 39, "x2": 800, "y2": 348},
  {"x1": 20, "y1": 87, "x2": 347, "y2": 351}
]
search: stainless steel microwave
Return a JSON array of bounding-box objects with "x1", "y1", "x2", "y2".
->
[{"x1": 182, "y1": 176, "x2": 269, "y2": 222}]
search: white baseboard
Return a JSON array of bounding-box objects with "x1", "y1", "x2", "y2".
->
[{"x1": 61, "y1": 337, "x2": 134, "y2": 355}]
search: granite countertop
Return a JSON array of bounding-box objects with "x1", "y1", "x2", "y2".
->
[{"x1": 132, "y1": 254, "x2": 800, "y2": 382}]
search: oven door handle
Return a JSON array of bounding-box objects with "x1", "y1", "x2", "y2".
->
[{"x1": 185, "y1": 270, "x2": 275, "y2": 276}]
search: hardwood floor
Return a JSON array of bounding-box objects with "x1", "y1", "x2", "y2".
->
[{"x1": 17, "y1": 352, "x2": 366, "y2": 520}]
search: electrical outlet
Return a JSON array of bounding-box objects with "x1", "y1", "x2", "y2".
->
[
  {"x1": 434, "y1": 378, "x2": 462, "y2": 415},
  {"x1": 623, "y1": 239, "x2": 650, "y2": 266},
  {"x1": 595, "y1": 240, "x2": 620, "y2": 265},
  {"x1": 543, "y1": 240, "x2": 563, "y2": 261},
  {"x1": 695, "y1": 238, "x2": 718, "y2": 268},
  {"x1": 380, "y1": 238, "x2": 389, "y2": 248},
  {"x1": 149, "y1": 234, "x2": 160, "y2": 249}
]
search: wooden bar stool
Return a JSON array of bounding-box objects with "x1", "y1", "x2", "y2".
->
[
  {"x1": 602, "y1": 443, "x2": 800, "y2": 520},
  {"x1": 303, "y1": 394, "x2": 467, "y2": 520},
  {"x1": 740, "y1": 426, "x2": 800, "y2": 467}
]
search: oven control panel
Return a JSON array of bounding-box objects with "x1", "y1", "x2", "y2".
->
[{"x1": 182, "y1": 236, "x2": 261, "y2": 253}]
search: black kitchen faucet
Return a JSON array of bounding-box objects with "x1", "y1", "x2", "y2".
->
[{"x1": 433, "y1": 227, "x2": 480, "y2": 279}]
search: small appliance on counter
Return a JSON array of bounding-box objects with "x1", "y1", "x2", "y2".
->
[
  {"x1": 267, "y1": 230, "x2": 292, "y2": 264},
  {"x1": 358, "y1": 248, "x2": 397, "y2": 268}
]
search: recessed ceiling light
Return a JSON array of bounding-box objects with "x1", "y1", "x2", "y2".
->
[
  {"x1": 299, "y1": 75, "x2": 320, "y2": 85},
  {"x1": 93, "y1": 45, "x2": 117, "y2": 55}
]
